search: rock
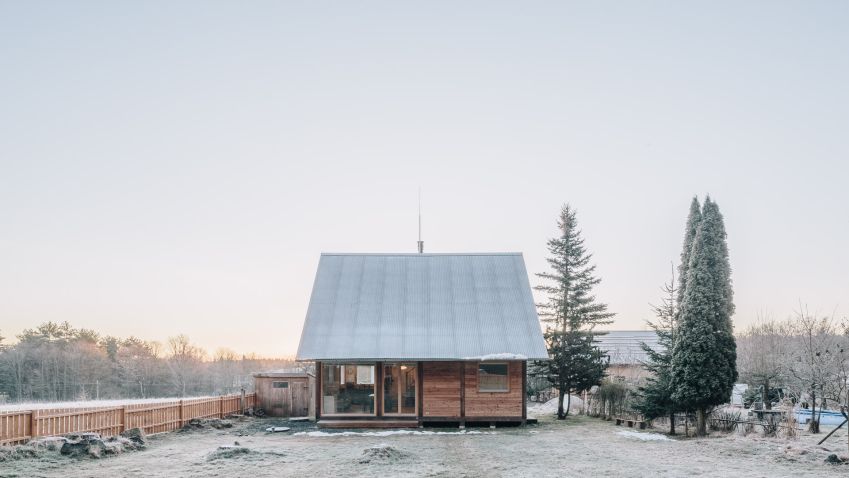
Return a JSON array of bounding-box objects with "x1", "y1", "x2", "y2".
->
[
  {"x1": 265, "y1": 426, "x2": 291, "y2": 433},
  {"x1": 211, "y1": 419, "x2": 234, "y2": 429},
  {"x1": 60, "y1": 433, "x2": 107, "y2": 458},
  {"x1": 825, "y1": 454, "x2": 845, "y2": 464},
  {"x1": 120, "y1": 427, "x2": 148, "y2": 447}
]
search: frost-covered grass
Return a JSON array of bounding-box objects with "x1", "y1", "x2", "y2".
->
[
  {"x1": 293, "y1": 429, "x2": 487, "y2": 437},
  {"x1": 616, "y1": 430, "x2": 674, "y2": 441},
  {"x1": 4, "y1": 415, "x2": 849, "y2": 477}
]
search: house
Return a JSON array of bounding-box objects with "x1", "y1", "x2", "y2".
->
[
  {"x1": 594, "y1": 330, "x2": 660, "y2": 383},
  {"x1": 295, "y1": 252, "x2": 548, "y2": 428}
]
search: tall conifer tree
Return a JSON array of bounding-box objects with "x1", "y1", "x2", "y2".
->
[
  {"x1": 671, "y1": 197, "x2": 737, "y2": 436},
  {"x1": 535, "y1": 204, "x2": 615, "y2": 419},
  {"x1": 677, "y1": 197, "x2": 702, "y2": 311},
  {"x1": 635, "y1": 272, "x2": 678, "y2": 434}
]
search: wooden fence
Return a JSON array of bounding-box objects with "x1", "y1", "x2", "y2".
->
[{"x1": 0, "y1": 393, "x2": 256, "y2": 446}]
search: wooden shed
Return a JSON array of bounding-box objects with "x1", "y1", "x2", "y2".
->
[
  {"x1": 295, "y1": 253, "x2": 549, "y2": 428},
  {"x1": 253, "y1": 371, "x2": 315, "y2": 418}
]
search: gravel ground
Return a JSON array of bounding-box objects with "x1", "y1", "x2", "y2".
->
[{"x1": 3, "y1": 415, "x2": 849, "y2": 478}]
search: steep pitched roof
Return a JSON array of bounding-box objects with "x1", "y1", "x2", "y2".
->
[
  {"x1": 296, "y1": 253, "x2": 548, "y2": 361},
  {"x1": 595, "y1": 330, "x2": 661, "y2": 365}
]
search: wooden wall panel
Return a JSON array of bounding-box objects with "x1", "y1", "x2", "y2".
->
[
  {"x1": 421, "y1": 362, "x2": 462, "y2": 418},
  {"x1": 255, "y1": 376, "x2": 312, "y2": 417},
  {"x1": 464, "y1": 361, "x2": 523, "y2": 417}
]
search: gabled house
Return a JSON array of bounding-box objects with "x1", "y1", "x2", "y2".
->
[{"x1": 296, "y1": 252, "x2": 548, "y2": 428}]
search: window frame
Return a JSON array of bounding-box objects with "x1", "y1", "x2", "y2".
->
[
  {"x1": 477, "y1": 362, "x2": 510, "y2": 393},
  {"x1": 272, "y1": 381, "x2": 289, "y2": 389}
]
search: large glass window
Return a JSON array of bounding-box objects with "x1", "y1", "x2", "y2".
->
[
  {"x1": 478, "y1": 363, "x2": 509, "y2": 392},
  {"x1": 322, "y1": 364, "x2": 375, "y2": 415}
]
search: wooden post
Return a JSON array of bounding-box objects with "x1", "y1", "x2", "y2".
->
[
  {"x1": 240, "y1": 388, "x2": 246, "y2": 414},
  {"x1": 417, "y1": 361, "x2": 424, "y2": 427},
  {"x1": 179, "y1": 399, "x2": 184, "y2": 427},
  {"x1": 315, "y1": 361, "x2": 322, "y2": 421},
  {"x1": 219, "y1": 396, "x2": 224, "y2": 418},
  {"x1": 521, "y1": 361, "x2": 527, "y2": 424},
  {"x1": 29, "y1": 410, "x2": 37, "y2": 440},
  {"x1": 121, "y1": 406, "x2": 127, "y2": 433},
  {"x1": 375, "y1": 362, "x2": 383, "y2": 417},
  {"x1": 460, "y1": 362, "x2": 466, "y2": 419}
]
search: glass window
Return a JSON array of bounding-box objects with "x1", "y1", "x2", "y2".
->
[
  {"x1": 272, "y1": 381, "x2": 289, "y2": 389},
  {"x1": 322, "y1": 364, "x2": 375, "y2": 415},
  {"x1": 383, "y1": 363, "x2": 417, "y2": 415},
  {"x1": 478, "y1": 363, "x2": 509, "y2": 392}
]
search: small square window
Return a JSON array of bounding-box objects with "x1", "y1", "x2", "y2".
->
[
  {"x1": 478, "y1": 363, "x2": 509, "y2": 392},
  {"x1": 272, "y1": 381, "x2": 289, "y2": 389}
]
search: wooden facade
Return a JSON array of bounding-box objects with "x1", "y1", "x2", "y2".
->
[
  {"x1": 253, "y1": 372, "x2": 314, "y2": 418},
  {"x1": 315, "y1": 360, "x2": 527, "y2": 427}
]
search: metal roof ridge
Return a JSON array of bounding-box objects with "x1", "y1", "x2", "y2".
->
[{"x1": 320, "y1": 252, "x2": 524, "y2": 256}]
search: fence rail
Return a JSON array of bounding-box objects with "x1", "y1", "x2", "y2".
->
[{"x1": 0, "y1": 393, "x2": 257, "y2": 446}]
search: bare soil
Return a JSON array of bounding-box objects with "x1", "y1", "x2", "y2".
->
[{"x1": 3, "y1": 415, "x2": 848, "y2": 477}]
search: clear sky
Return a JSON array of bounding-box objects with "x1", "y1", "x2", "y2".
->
[{"x1": 1, "y1": 1, "x2": 847, "y2": 358}]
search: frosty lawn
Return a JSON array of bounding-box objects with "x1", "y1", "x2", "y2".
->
[{"x1": 3, "y1": 415, "x2": 848, "y2": 478}]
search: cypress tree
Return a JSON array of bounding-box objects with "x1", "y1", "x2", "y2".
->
[
  {"x1": 534, "y1": 204, "x2": 615, "y2": 419},
  {"x1": 677, "y1": 197, "x2": 702, "y2": 310},
  {"x1": 671, "y1": 197, "x2": 737, "y2": 436}
]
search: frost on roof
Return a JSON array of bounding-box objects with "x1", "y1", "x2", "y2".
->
[{"x1": 296, "y1": 253, "x2": 548, "y2": 361}]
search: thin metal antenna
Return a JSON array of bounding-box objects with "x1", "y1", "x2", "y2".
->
[{"x1": 417, "y1": 188, "x2": 424, "y2": 253}]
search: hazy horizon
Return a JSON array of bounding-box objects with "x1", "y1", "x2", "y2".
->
[{"x1": 2, "y1": 1, "x2": 847, "y2": 357}]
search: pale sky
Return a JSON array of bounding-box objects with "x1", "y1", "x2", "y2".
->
[{"x1": 1, "y1": 1, "x2": 847, "y2": 358}]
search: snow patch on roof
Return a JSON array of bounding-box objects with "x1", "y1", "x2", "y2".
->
[{"x1": 463, "y1": 353, "x2": 529, "y2": 361}]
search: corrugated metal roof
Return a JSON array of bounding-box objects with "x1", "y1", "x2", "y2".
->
[
  {"x1": 296, "y1": 253, "x2": 549, "y2": 361},
  {"x1": 595, "y1": 331, "x2": 661, "y2": 365}
]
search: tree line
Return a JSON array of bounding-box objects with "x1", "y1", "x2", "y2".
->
[{"x1": 0, "y1": 322, "x2": 299, "y2": 403}]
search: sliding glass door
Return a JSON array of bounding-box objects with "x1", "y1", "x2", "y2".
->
[{"x1": 382, "y1": 363, "x2": 417, "y2": 415}]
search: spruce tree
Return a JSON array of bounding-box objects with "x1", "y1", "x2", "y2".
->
[
  {"x1": 534, "y1": 204, "x2": 615, "y2": 419},
  {"x1": 635, "y1": 272, "x2": 678, "y2": 434},
  {"x1": 671, "y1": 197, "x2": 737, "y2": 436}
]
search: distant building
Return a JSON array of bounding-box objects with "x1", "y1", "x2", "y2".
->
[{"x1": 595, "y1": 331, "x2": 661, "y2": 383}]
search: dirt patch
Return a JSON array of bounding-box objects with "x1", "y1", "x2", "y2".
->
[
  {"x1": 204, "y1": 441, "x2": 286, "y2": 462},
  {"x1": 357, "y1": 444, "x2": 410, "y2": 464},
  {"x1": 206, "y1": 444, "x2": 252, "y2": 461}
]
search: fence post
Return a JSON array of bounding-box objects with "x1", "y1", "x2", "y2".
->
[
  {"x1": 240, "y1": 388, "x2": 246, "y2": 414},
  {"x1": 29, "y1": 411, "x2": 37, "y2": 440},
  {"x1": 121, "y1": 406, "x2": 127, "y2": 433},
  {"x1": 219, "y1": 396, "x2": 224, "y2": 418},
  {"x1": 179, "y1": 399, "x2": 184, "y2": 427}
]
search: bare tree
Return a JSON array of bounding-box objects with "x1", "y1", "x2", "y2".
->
[
  {"x1": 167, "y1": 335, "x2": 206, "y2": 397},
  {"x1": 786, "y1": 307, "x2": 842, "y2": 433},
  {"x1": 736, "y1": 314, "x2": 789, "y2": 410}
]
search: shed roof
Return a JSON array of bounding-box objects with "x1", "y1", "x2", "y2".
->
[{"x1": 295, "y1": 253, "x2": 548, "y2": 361}]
